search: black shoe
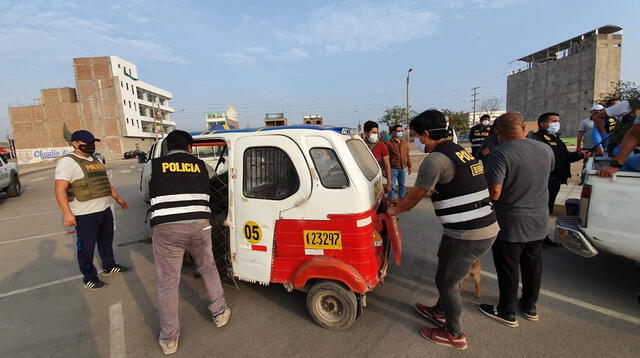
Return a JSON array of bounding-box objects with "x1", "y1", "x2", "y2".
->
[
  {"x1": 478, "y1": 304, "x2": 518, "y2": 327},
  {"x1": 83, "y1": 279, "x2": 108, "y2": 290},
  {"x1": 103, "y1": 264, "x2": 133, "y2": 276},
  {"x1": 519, "y1": 300, "x2": 539, "y2": 321}
]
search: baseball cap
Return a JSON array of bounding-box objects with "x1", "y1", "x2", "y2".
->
[
  {"x1": 591, "y1": 104, "x2": 604, "y2": 111},
  {"x1": 70, "y1": 130, "x2": 100, "y2": 143}
]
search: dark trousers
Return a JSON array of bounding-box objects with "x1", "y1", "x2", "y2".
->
[
  {"x1": 75, "y1": 207, "x2": 116, "y2": 282},
  {"x1": 492, "y1": 239, "x2": 544, "y2": 314},
  {"x1": 435, "y1": 235, "x2": 495, "y2": 336},
  {"x1": 548, "y1": 179, "x2": 562, "y2": 214}
]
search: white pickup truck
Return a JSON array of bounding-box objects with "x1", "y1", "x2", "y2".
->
[
  {"x1": 555, "y1": 156, "x2": 640, "y2": 260},
  {"x1": 0, "y1": 156, "x2": 21, "y2": 197}
]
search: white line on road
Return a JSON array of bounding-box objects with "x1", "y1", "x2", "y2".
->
[
  {"x1": 120, "y1": 170, "x2": 132, "y2": 174},
  {"x1": 0, "y1": 231, "x2": 69, "y2": 245},
  {"x1": 0, "y1": 210, "x2": 59, "y2": 222},
  {"x1": 480, "y1": 271, "x2": 640, "y2": 326},
  {"x1": 0, "y1": 274, "x2": 83, "y2": 298},
  {"x1": 110, "y1": 302, "x2": 128, "y2": 358},
  {"x1": 26, "y1": 176, "x2": 48, "y2": 183},
  {"x1": 129, "y1": 165, "x2": 136, "y2": 169}
]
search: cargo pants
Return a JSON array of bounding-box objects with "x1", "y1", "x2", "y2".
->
[{"x1": 152, "y1": 221, "x2": 226, "y2": 342}]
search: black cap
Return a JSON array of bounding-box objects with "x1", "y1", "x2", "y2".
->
[{"x1": 70, "y1": 130, "x2": 100, "y2": 143}]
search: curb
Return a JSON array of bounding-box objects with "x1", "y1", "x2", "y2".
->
[{"x1": 19, "y1": 166, "x2": 56, "y2": 177}]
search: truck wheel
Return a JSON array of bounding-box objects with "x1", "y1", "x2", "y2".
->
[
  {"x1": 306, "y1": 280, "x2": 358, "y2": 330},
  {"x1": 6, "y1": 174, "x2": 21, "y2": 197}
]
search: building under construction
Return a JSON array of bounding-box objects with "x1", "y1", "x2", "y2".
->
[{"x1": 506, "y1": 25, "x2": 622, "y2": 137}]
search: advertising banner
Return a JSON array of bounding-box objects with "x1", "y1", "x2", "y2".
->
[{"x1": 16, "y1": 147, "x2": 74, "y2": 165}]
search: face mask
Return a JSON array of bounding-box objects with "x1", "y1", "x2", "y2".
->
[
  {"x1": 482, "y1": 120, "x2": 490, "y2": 126},
  {"x1": 395, "y1": 131, "x2": 404, "y2": 138},
  {"x1": 368, "y1": 133, "x2": 379, "y2": 143},
  {"x1": 414, "y1": 137, "x2": 425, "y2": 153},
  {"x1": 547, "y1": 122, "x2": 560, "y2": 135},
  {"x1": 78, "y1": 143, "x2": 96, "y2": 155}
]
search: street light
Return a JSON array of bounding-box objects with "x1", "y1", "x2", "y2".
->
[{"x1": 406, "y1": 68, "x2": 413, "y2": 125}]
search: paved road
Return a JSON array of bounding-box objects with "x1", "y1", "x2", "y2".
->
[{"x1": 1, "y1": 160, "x2": 638, "y2": 357}]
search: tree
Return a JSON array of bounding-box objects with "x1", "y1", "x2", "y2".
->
[
  {"x1": 597, "y1": 81, "x2": 640, "y2": 105},
  {"x1": 379, "y1": 106, "x2": 417, "y2": 128},
  {"x1": 441, "y1": 109, "x2": 469, "y2": 133},
  {"x1": 478, "y1": 97, "x2": 502, "y2": 117}
]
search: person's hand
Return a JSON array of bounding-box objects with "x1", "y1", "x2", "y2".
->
[
  {"x1": 387, "y1": 199, "x2": 401, "y2": 216},
  {"x1": 63, "y1": 213, "x2": 77, "y2": 227},
  {"x1": 115, "y1": 197, "x2": 129, "y2": 210},
  {"x1": 480, "y1": 148, "x2": 490, "y2": 156},
  {"x1": 582, "y1": 151, "x2": 591, "y2": 159},
  {"x1": 385, "y1": 182, "x2": 392, "y2": 193},
  {"x1": 408, "y1": 167, "x2": 413, "y2": 175},
  {"x1": 597, "y1": 166, "x2": 620, "y2": 177}
]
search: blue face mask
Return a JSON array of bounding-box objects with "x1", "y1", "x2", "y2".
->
[
  {"x1": 547, "y1": 122, "x2": 560, "y2": 135},
  {"x1": 395, "y1": 131, "x2": 404, "y2": 138}
]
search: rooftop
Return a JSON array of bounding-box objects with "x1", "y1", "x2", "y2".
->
[{"x1": 190, "y1": 125, "x2": 355, "y2": 137}]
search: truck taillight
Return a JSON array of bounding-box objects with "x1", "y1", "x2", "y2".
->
[
  {"x1": 372, "y1": 230, "x2": 383, "y2": 247},
  {"x1": 579, "y1": 185, "x2": 591, "y2": 227},
  {"x1": 581, "y1": 185, "x2": 592, "y2": 199}
]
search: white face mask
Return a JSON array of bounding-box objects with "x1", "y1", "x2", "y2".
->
[
  {"x1": 368, "y1": 133, "x2": 379, "y2": 143},
  {"x1": 414, "y1": 137, "x2": 425, "y2": 153},
  {"x1": 482, "y1": 120, "x2": 490, "y2": 126},
  {"x1": 547, "y1": 122, "x2": 560, "y2": 135}
]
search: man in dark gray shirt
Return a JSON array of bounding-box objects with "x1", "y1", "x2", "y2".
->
[{"x1": 478, "y1": 113, "x2": 554, "y2": 328}]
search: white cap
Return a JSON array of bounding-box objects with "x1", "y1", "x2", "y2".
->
[{"x1": 591, "y1": 104, "x2": 604, "y2": 111}]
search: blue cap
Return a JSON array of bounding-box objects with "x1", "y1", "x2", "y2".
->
[{"x1": 70, "y1": 130, "x2": 100, "y2": 143}]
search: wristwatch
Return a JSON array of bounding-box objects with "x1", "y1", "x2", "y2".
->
[{"x1": 609, "y1": 160, "x2": 623, "y2": 168}]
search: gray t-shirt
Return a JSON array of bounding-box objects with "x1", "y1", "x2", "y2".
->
[
  {"x1": 416, "y1": 152, "x2": 499, "y2": 241},
  {"x1": 485, "y1": 139, "x2": 554, "y2": 243},
  {"x1": 578, "y1": 118, "x2": 595, "y2": 149}
]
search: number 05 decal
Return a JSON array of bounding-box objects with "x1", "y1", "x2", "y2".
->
[{"x1": 243, "y1": 221, "x2": 262, "y2": 244}]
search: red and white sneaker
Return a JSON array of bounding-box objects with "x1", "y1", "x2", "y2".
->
[
  {"x1": 420, "y1": 327, "x2": 468, "y2": 350},
  {"x1": 414, "y1": 303, "x2": 445, "y2": 328}
]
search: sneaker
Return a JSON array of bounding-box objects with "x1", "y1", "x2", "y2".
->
[
  {"x1": 103, "y1": 264, "x2": 133, "y2": 276},
  {"x1": 213, "y1": 306, "x2": 231, "y2": 327},
  {"x1": 83, "y1": 279, "x2": 108, "y2": 290},
  {"x1": 477, "y1": 304, "x2": 518, "y2": 327},
  {"x1": 158, "y1": 338, "x2": 179, "y2": 355},
  {"x1": 519, "y1": 301, "x2": 539, "y2": 322},
  {"x1": 414, "y1": 303, "x2": 445, "y2": 328},
  {"x1": 419, "y1": 327, "x2": 468, "y2": 350}
]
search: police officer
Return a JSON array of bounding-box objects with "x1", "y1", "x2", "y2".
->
[
  {"x1": 141, "y1": 130, "x2": 229, "y2": 355},
  {"x1": 54, "y1": 130, "x2": 131, "y2": 290},
  {"x1": 469, "y1": 114, "x2": 492, "y2": 157},
  {"x1": 388, "y1": 110, "x2": 498, "y2": 351},
  {"x1": 528, "y1": 113, "x2": 586, "y2": 246}
]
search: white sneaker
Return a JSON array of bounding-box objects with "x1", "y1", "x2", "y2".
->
[
  {"x1": 213, "y1": 306, "x2": 231, "y2": 327},
  {"x1": 159, "y1": 338, "x2": 179, "y2": 355}
]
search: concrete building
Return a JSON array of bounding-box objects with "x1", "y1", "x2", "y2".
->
[
  {"x1": 506, "y1": 25, "x2": 622, "y2": 137},
  {"x1": 264, "y1": 113, "x2": 287, "y2": 127},
  {"x1": 205, "y1": 104, "x2": 239, "y2": 130},
  {"x1": 8, "y1": 56, "x2": 174, "y2": 164},
  {"x1": 303, "y1": 115, "x2": 324, "y2": 125}
]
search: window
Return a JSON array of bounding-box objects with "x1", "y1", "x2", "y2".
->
[
  {"x1": 134, "y1": 103, "x2": 137, "y2": 110},
  {"x1": 309, "y1": 148, "x2": 349, "y2": 189},
  {"x1": 137, "y1": 120, "x2": 140, "y2": 128},
  {"x1": 120, "y1": 81, "x2": 123, "y2": 87},
  {"x1": 126, "y1": 83, "x2": 129, "y2": 90},
  {"x1": 126, "y1": 118, "x2": 129, "y2": 124},
  {"x1": 131, "y1": 86, "x2": 134, "y2": 95},
  {"x1": 118, "y1": 64, "x2": 121, "y2": 68},
  {"x1": 124, "y1": 66, "x2": 127, "y2": 73},
  {"x1": 128, "y1": 100, "x2": 131, "y2": 108},
  {"x1": 243, "y1": 147, "x2": 299, "y2": 200},
  {"x1": 123, "y1": 99, "x2": 126, "y2": 106},
  {"x1": 346, "y1": 139, "x2": 379, "y2": 181}
]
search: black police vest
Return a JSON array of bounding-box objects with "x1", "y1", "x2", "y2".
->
[
  {"x1": 431, "y1": 141, "x2": 497, "y2": 230},
  {"x1": 149, "y1": 152, "x2": 211, "y2": 227},
  {"x1": 470, "y1": 124, "x2": 492, "y2": 148}
]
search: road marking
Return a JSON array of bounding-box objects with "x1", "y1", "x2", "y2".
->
[
  {"x1": 0, "y1": 274, "x2": 83, "y2": 298},
  {"x1": 109, "y1": 302, "x2": 128, "y2": 358},
  {"x1": 26, "y1": 176, "x2": 48, "y2": 183},
  {"x1": 0, "y1": 198, "x2": 56, "y2": 207},
  {"x1": 120, "y1": 170, "x2": 132, "y2": 174},
  {"x1": 129, "y1": 165, "x2": 136, "y2": 169},
  {"x1": 0, "y1": 210, "x2": 59, "y2": 222},
  {"x1": 0, "y1": 231, "x2": 69, "y2": 245},
  {"x1": 480, "y1": 271, "x2": 640, "y2": 326}
]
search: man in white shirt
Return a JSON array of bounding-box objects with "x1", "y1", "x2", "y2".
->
[{"x1": 54, "y1": 130, "x2": 131, "y2": 290}]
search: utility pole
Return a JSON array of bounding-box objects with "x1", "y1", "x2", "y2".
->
[
  {"x1": 470, "y1": 86, "x2": 480, "y2": 126},
  {"x1": 406, "y1": 68, "x2": 413, "y2": 125}
]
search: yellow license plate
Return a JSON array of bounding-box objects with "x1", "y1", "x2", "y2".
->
[{"x1": 304, "y1": 230, "x2": 342, "y2": 250}]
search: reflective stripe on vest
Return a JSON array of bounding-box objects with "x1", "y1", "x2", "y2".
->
[
  {"x1": 432, "y1": 189, "x2": 489, "y2": 210},
  {"x1": 150, "y1": 193, "x2": 210, "y2": 205},
  {"x1": 436, "y1": 206, "x2": 493, "y2": 224},
  {"x1": 65, "y1": 154, "x2": 111, "y2": 202}
]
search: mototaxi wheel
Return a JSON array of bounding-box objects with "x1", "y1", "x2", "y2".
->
[{"x1": 306, "y1": 280, "x2": 358, "y2": 330}]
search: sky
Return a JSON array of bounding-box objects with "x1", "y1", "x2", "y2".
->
[{"x1": 1, "y1": 0, "x2": 640, "y2": 137}]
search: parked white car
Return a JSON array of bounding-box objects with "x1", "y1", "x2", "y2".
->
[
  {"x1": 555, "y1": 156, "x2": 640, "y2": 260},
  {"x1": 0, "y1": 156, "x2": 21, "y2": 197}
]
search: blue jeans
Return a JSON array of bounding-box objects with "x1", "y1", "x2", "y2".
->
[
  {"x1": 622, "y1": 153, "x2": 640, "y2": 172},
  {"x1": 389, "y1": 168, "x2": 407, "y2": 200}
]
